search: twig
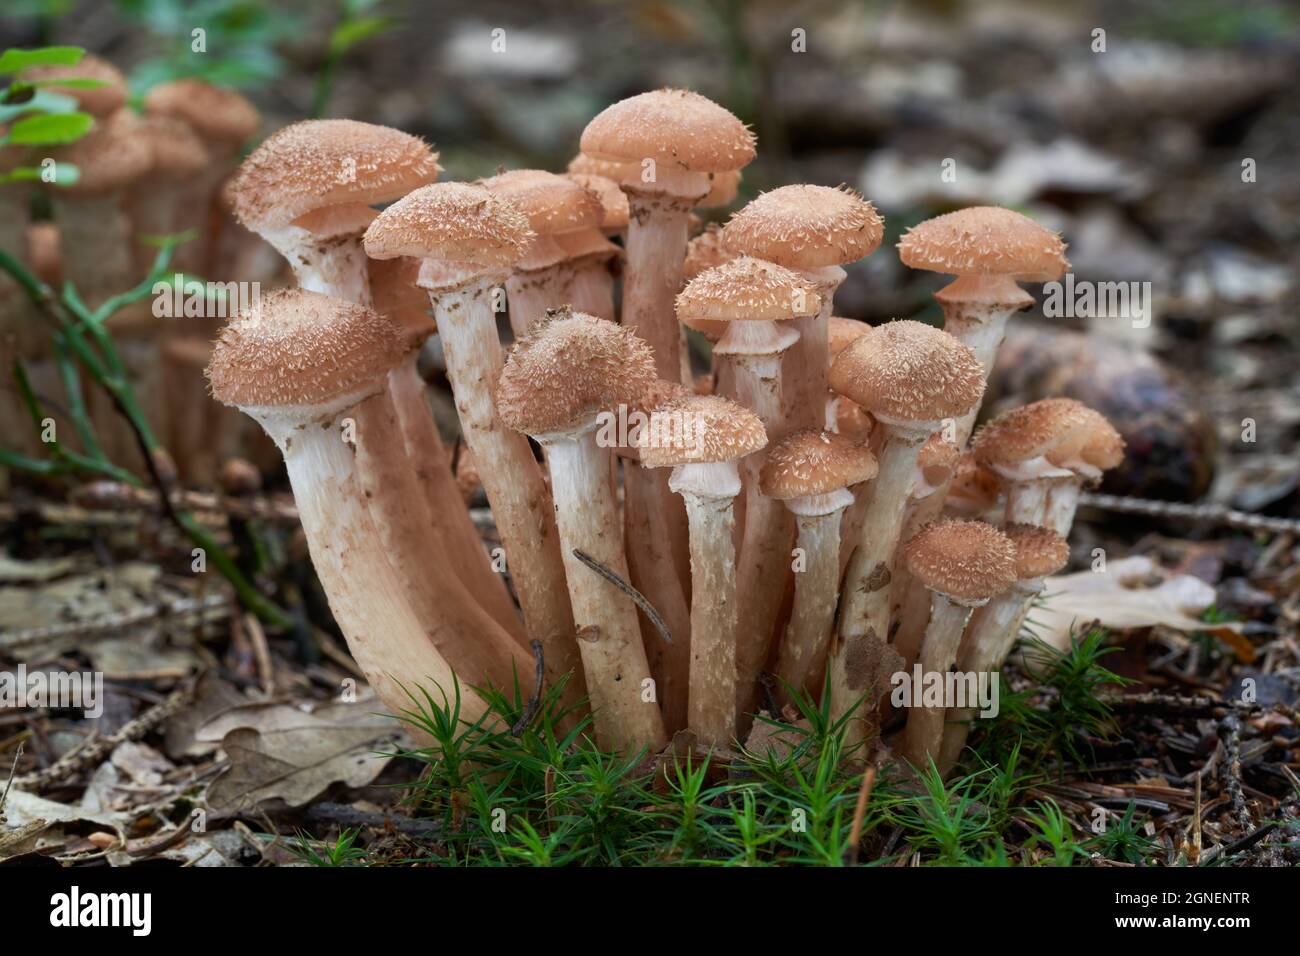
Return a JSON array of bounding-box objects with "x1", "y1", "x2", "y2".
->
[
  {"x1": 0, "y1": 743, "x2": 22, "y2": 818},
  {"x1": 571, "y1": 548, "x2": 673, "y2": 645},
  {"x1": 70, "y1": 480, "x2": 300, "y2": 525},
  {"x1": 845, "y1": 764, "x2": 877, "y2": 865},
  {"x1": 0, "y1": 593, "x2": 231, "y2": 652},
  {"x1": 510, "y1": 640, "x2": 546, "y2": 737},
  {"x1": 1080, "y1": 492, "x2": 1300, "y2": 535}
]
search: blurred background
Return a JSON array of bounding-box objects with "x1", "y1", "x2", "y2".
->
[{"x1": 3, "y1": 0, "x2": 1299, "y2": 510}]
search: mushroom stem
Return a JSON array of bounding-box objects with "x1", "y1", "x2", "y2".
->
[
  {"x1": 899, "y1": 593, "x2": 975, "y2": 769},
  {"x1": 388, "y1": 359, "x2": 524, "y2": 641},
  {"x1": 940, "y1": 580, "x2": 1040, "y2": 772},
  {"x1": 1004, "y1": 478, "x2": 1051, "y2": 526},
  {"x1": 891, "y1": 491, "x2": 948, "y2": 667},
  {"x1": 429, "y1": 274, "x2": 583, "y2": 704},
  {"x1": 505, "y1": 265, "x2": 567, "y2": 337},
  {"x1": 350, "y1": 387, "x2": 531, "y2": 689},
  {"x1": 252, "y1": 406, "x2": 489, "y2": 731},
  {"x1": 1043, "y1": 478, "x2": 1083, "y2": 535},
  {"x1": 623, "y1": 194, "x2": 691, "y2": 383},
  {"x1": 568, "y1": 259, "x2": 615, "y2": 321},
  {"x1": 263, "y1": 226, "x2": 371, "y2": 304},
  {"x1": 785, "y1": 266, "x2": 845, "y2": 432},
  {"x1": 546, "y1": 428, "x2": 666, "y2": 753},
  {"x1": 670, "y1": 461, "x2": 742, "y2": 747}
]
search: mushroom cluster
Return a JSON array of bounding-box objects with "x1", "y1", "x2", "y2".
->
[{"x1": 16, "y1": 77, "x2": 1132, "y2": 770}]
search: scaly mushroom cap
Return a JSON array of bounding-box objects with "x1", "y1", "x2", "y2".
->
[
  {"x1": 829, "y1": 320, "x2": 985, "y2": 425},
  {"x1": 676, "y1": 255, "x2": 819, "y2": 323},
  {"x1": 683, "y1": 224, "x2": 735, "y2": 280},
  {"x1": 637, "y1": 394, "x2": 766, "y2": 467},
  {"x1": 50, "y1": 110, "x2": 151, "y2": 196},
  {"x1": 898, "y1": 206, "x2": 1069, "y2": 282},
  {"x1": 972, "y1": 398, "x2": 1092, "y2": 467},
  {"x1": 369, "y1": 256, "x2": 433, "y2": 335},
  {"x1": 230, "y1": 119, "x2": 440, "y2": 231},
  {"x1": 136, "y1": 115, "x2": 210, "y2": 179},
  {"x1": 482, "y1": 169, "x2": 603, "y2": 236},
  {"x1": 206, "y1": 289, "x2": 408, "y2": 410},
  {"x1": 497, "y1": 307, "x2": 658, "y2": 438},
  {"x1": 567, "y1": 153, "x2": 636, "y2": 181},
  {"x1": 828, "y1": 316, "x2": 870, "y2": 359},
  {"x1": 760, "y1": 428, "x2": 878, "y2": 499},
  {"x1": 23, "y1": 54, "x2": 126, "y2": 117},
  {"x1": 905, "y1": 519, "x2": 1018, "y2": 603},
  {"x1": 698, "y1": 169, "x2": 741, "y2": 209},
  {"x1": 1004, "y1": 523, "x2": 1070, "y2": 580},
  {"x1": 144, "y1": 79, "x2": 259, "y2": 146},
  {"x1": 1060, "y1": 407, "x2": 1126, "y2": 471},
  {"x1": 566, "y1": 172, "x2": 630, "y2": 231},
  {"x1": 580, "y1": 88, "x2": 756, "y2": 173},
  {"x1": 363, "y1": 182, "x2": 534, "y2": 266},
  {"x1": 723, "y1": 184, "x2": 884, "y2": 269},
  {"x1": 918, "y1": 433, "x2": 960, "y2": 486}
]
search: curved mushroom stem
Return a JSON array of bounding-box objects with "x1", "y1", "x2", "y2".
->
[
  {"x1": 252, "y1": 405, "x2": 490, "y2": 735},
  {"x1": 773, "y1": 491, "x2": 854, "y2": 704},
  {"x1": 622, "y1": 192, "x2": 692, "y2": 383},
  {"x1": 546, "y1": 428, "x2": 666, "y2": 753},
  {"x1": 831, "y1": 425, "x2": 929, "y2": 743},
  {"x1": 670, "y1": 461, "x2": 742, "y2": 747},
  {"x1": 940, "y1": 579, "x2": 1041, "y2": 773},
  {"x1": 350, "y1": 387, "x2": 531, "y2": 690},
  {"x1": 899, "y1": 593, "x2": 977, "y2": 770},
  {"x1": 1043, "y1": 477, "x2": 1084, "y2": 536},
  {"x1": 784, "y1": 266, "x2": 845, "y2": 432},
  {"x1": 387, "y1": 359, "x2": 524, "y2": 642},
  {"x1": 430, "y1": 274, "x2": 583, "y2": 706}
]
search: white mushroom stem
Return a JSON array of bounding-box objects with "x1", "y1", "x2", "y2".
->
[
  {"x1": 890, "y1": 486, "x2": 949, "y2": 668},
  {"x1": 543, "y1": 427, "x2": 666, "y2": 753},
  {"x1": 773, "y1": 488, "x2": 856, "y2": 702},
  {"x1": 899, "y1": 592, "x2": 980, "y2": 769},
  {"x1": 388, "y1": 359, "x2": 525, "y2": 641},
  {"x1": 940, "y1": 578, "x2": 1042, "y2": 772},
  {"x1": 260, "y1": 225, "x2": 372, "y2": 304},
  {"x1": 350, "y1": 386, "x2": 531, "y2": 689},
  {"x1": 785, "y1": 266, "x2": 846, "y2": 432},
  {"x1": 248, "y1": 399, "x2": 490, "y2": 733},
  {"x1": 505, "y1": 261, "x2": 568, "y2": 337},
  {"x1": 427, "y1": 270, "x2": 583, "y2": 704},
  {"x1": 622, "y1": 191, "x2": 697, "y2": 383},
  {"x1": 1044, "y1": 472, "x2": 1093, "y2": 536},
  {"x1": 831, "y1": 422, "x2": 932, "y2": 737},
  {"x1": 623, "y1": 458, "x2": 692, "y2": 733},
  {"x1": 669, "y1": 460, "x2": 742, "y2": 747},
  {"x1": 994, "y1": 457, "x2": 1076, "y2": 526}
]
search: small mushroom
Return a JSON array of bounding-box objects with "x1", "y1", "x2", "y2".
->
[
  {"x1": 971, "y1": 398, "x2": 1092, "y2": 526},
  {"x1": 1042, "y1": 407, "x2": 1125, "y2": 535},
  {"x1": 898, "y1": 519, "x2": 1018, "y2": 769}
]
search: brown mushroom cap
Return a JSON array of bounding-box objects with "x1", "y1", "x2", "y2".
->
[
  {"x1": 496, "y1": 307, "x2": 658, "y2": 437},
  {"x1": 51, "y1": 110, "x2": 151, "y2": 195},
  {"x1": 135, "y1": 114, "x2": 210, "y2": 179},
  {"x1": 904, "y1": 519, "x2": 1018, "y2": 602},
  {"x1": 554, "y1": 227, "x2": 621, "y2": 264},
  {"x1": 918, "y1": 433, "x2": 960, "y2": 485},
  {"x1": 229, "y1": 119, "x2": 440, "y2": 230},
  {"x1": 482, "y1": 169, "x2": 603, "y2": 236},
  {"x1": 1004, "y1": 523, "x2": 1070, "y2": 580},
  {"x1": 144, "y1": 79, "x2": 259, "y2": 146},
  {"x1": 972, "y1": 398, "x2": 1091, "y2": 467},
  {"x1": 580, "y1": 88, "x2": 755, "y2": 173},
  {"x1": 828, "y1": 316, "x2": 870, "y2": 359},
  {"x1": 898, "y1": 206, "x2": 1069, "y2": 282},
  {"x1": 363, "y1": 181, "x2": 534, "y2": 266},
  {"x1": 23, "y1": 54, "x2": 126, "y2": 117},
  {"x1": 760, "y1": 428, "x2": 878, "y2": 499},
  {"x1": 698, "y1": 169, "x2": 741, "y2": 209},
  {"x1": 566, "y1": 172, "x2": 630, "y2": 231},
  {"x1": 206, "y1": 289, "x2": 408, "y2": 409},
  {"x1": 683, "y1": 223, "x2": 735, "y2": 280},
  {"x1": 722, "y1": 184, "x2": 884, "y2": 269},
  {"x1": 637, "y1": 394, "x2": 766, "y2": 467},
  {"x1": 1056, "y1": 407, "x2": 1125, "y2": 471},
  {"x1": 567, "y1": 153, "x2": 636, "y2": 181},
  {"x1": 829, "y1": 320, "x2": 985, "y2": 425},
  {"x1": 676, "y1": 255, "x2": 819, "y2": 323}
]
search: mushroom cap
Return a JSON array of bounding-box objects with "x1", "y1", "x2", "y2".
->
[
  {"x1": 904, "y1": 519, "x2": 1018, "y2": 602},
  {"x1": 23, "y1": 54, "x2": 127, "y2": 117},
  {"x1": 144, "y1": 79, "x2": 259, "y2": 145},
  {"x1": 553, "y1": 227, "x2": 621, "y2": 264},
  {"x1": 722, "y1": 184, "x2": 884, "y2": 269},
  {"x1": 51, "y1": 110, "x2": 151, "y2": 195},
  {"x1": 828, "y1": 316, "x2": 870, "y2": 359},
  {"x1": 206, "y1": 289, "x2": 408, "y2": 409},
  {"x1": 496, "y1": 307, "x2": 658, "y2": 437},
  {"x1": 760, "y1": 428, "x2": 878, "y2": 499},
  {"x1": 368, "y1": 256, "x2": 433, "y2": 335},
  {"x1": 482, "y1": 169, "x2": 603, "y2": 236},
  {"x1": 637, "y1": 394, "x2": 766, "y2": 467},
  {"x1": 580, "y1": 88, "x2": 755, "y2": 173},
  {"x1": 698, "y1": 169, "x2": 741, "y2": 209},
  {"x1": 1066, "y1": 407, "x2": 1126, "y2": 470},
  {"x1": 229, "y1": 119, "x2": 440, "y2": 231},
  {"x1": 829, "y1": 320, "x2": 985, "y2": 425},
  {"x1": 135, "y1": 114, "x2": 210, "y2": 179},
  {"x1": 566, "y1": 172, "x2": 630, "y2": 231},
  {"x1": 567, "y1": 153, "x2": 636, "y2": 180},
  {"x1": 918, "y1": 433, "x2": 960, "y2": 484},
  {"x1": 364, "y1": 181, "x2": 534, "y2": 266},
  {"x1": 683, "y1": 223, "x2": 735, "y2": 280},
  {"x1": 1004, "y1": 523, "x2": 1070, "y2": 580},
  {"x1": 898, "y1": 206, "x2": 1069, "y2": 282},
  {"x1": 676, "y1": 255, "x2": 819, "y2": 323},
  {"x1": 972, "y1": 398, "x2": 1092, "y2": 467}
]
